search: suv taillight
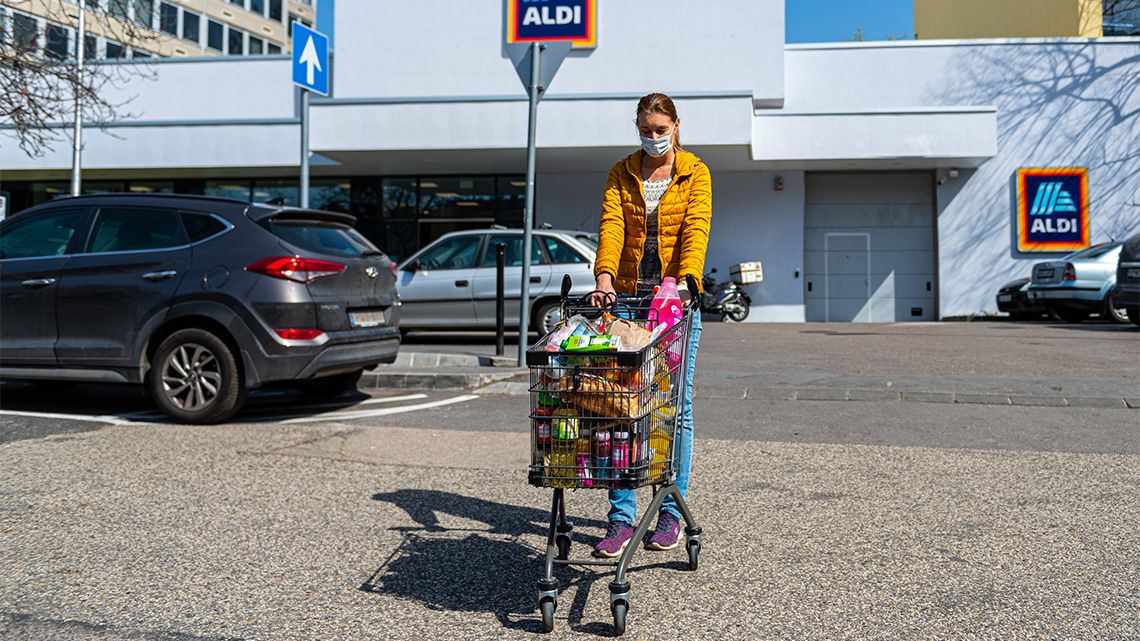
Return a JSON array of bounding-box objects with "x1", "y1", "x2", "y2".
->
[
  {"x1": 1062, "y1": 263, "x2": 1077, "y2": 281},
  {"x1": 245, "y1": 256, "x2": 346, "y2": 283}
]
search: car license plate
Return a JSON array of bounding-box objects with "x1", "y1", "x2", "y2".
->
[
  {"x1": 1037, "y1": 268, "x2": 1055, "y2": 279},
  {"x1": 349, "y1": 309, "x2": 387, "y2": 328},
  {"x1": 998, "y1": 294, "x2": 1012, "y2": 302},
  {"x1": 1128, "y1": 268, "x2": 1140, "y2": 279}
]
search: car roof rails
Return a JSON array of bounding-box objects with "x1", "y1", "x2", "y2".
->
[{"x1": 490, "y1": 224, "x2": 508, "y2": 230}]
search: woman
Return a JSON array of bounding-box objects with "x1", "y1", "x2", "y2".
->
[{"x1": 591, "y1": 92, "x2": 711, "y2": 558}]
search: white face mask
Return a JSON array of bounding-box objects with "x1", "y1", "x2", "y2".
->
[{"x1": 640, "y1": 132, "x2": 672, "y2": 157}]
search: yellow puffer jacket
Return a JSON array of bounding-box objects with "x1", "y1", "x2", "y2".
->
[{"x1": 594, "y1": 149, "x2": 712, "y2": 294}]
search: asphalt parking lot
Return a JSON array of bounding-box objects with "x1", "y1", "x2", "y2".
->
[{"x1": 1, "y1": 321, "x2": 1137, "y2": 640}]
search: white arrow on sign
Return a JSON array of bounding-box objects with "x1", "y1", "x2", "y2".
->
[{"x1": 299, "y1": 35, "x2": 322, "y2": 86}]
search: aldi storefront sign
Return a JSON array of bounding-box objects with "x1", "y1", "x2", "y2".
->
[
  {"x1": 507, "y1": 0, "x2": 597, "y2": 47},
  {"x1": 1017, "y1": 167, "x2": 1090, "y2": 252}
]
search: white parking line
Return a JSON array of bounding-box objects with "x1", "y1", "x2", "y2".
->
[
  {"x1": 0, "y1": 409, "x2": 136, "y2": 425},
  {"x1": 281, "y1": 394, "x2": 480, "y2": 424}
]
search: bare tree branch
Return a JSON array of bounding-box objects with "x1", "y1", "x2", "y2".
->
[{"x1": 0, "y1": 0, "x2": 159, "y2": 158}]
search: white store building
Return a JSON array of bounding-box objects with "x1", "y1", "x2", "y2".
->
[{"x1": 2, "y1": 0, "x2": 1138, "y2": 321}]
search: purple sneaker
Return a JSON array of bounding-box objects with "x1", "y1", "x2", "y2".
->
[
  {"x1": 593, "y1": 521, "x2": 634, "y2": 558},
  {"x1": 644, "y1": 512, "x2": 681, "y2": 551}
]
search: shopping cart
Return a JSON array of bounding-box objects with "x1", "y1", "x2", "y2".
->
[{"x1": 525, "y1": 275, "x2": 703, "y2": 635}]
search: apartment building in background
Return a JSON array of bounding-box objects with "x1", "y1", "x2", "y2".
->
[
  {"x1": 915, "y1": 0, "x2": 1140, "y2": 38},
  {"x1": 0, "y1": 0, "x2": 316, "y2": 60}
]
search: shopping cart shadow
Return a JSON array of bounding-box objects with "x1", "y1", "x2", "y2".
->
[{"x1": 363, "y1": 489, "x2": 686, "y2": 633}]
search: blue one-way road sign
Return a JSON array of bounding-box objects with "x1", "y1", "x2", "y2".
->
[{"x1": 292, "y1": 23, "x2": 329, "y2": 96}]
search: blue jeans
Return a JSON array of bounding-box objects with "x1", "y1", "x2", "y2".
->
[{"x1": 608, "y1": 309, "x2": 701, "y2": 524}]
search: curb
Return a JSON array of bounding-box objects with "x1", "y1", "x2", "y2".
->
[
  {"x1": 361, "y1": 368, "x2": 526, "y2": 391},
  {"x1": 391, "y1": 352, "x2": 518, "y2": 368}
]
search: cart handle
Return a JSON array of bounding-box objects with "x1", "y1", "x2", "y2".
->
[{"x1": 560, "y1": 273, "x2": 701, "y2": 309}]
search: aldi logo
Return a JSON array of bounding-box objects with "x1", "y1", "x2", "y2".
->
[
  {"x1": 1017, "y1": 167, "x2": 1090, "y2": 252},
  {"x1": 506, "y1": 0, "x2": 597, "y2": 48}
]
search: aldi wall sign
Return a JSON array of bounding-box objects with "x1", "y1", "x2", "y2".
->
[
  {"x1": 1017, "y1": 167, "x2": 1090, "y2": 252},
  {"x1": 507, "y1": 0, "x2": 597, "y2": 48}
]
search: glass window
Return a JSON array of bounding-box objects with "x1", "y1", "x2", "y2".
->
[
  {"x1": 13, "y1": 13, "x2": 37, "y2": 49},
  {"x1": 105, "y1": 41, "x2": 125, "y2": 58},
  {"x1": 126, "y1": 181, "x2": 173, "y2": 194},
  {"x1": 0, "y1": 209, "x2": 88, "y2": 260},
  {"x1": 84, "y1": 34, "x2": 97, "y2": 59},
  {"x1": 87, "y1": 208, "x2": 187, "y2": 253},
  {"x1": 207, "y1": 20, "x2": 223, "y2": 51},
  {"x1": 181, "y1": 213, "x2": 228, "y2": 243},
  {"x1": 251, "y1": 178, "x2": 297, "y2": 206},
  {"x1": 264, "y1": 220, "x2": 380, "y2": 259},
  {"x1": 310, "y1": 179, "x2": 351, "y2": 213},
  {"x1": 45, "y1": 24, "x2": 69, "y2": 60},
  {"x1": 205, "y1": 180, "x2": 251, "y2": 202},
  {"x1": 230, "y1": 0, "x2": 244, "y2": 7},
  {"x1": 418, "y1": 177, "x2": 496, "y2": 221},
  {"x1": 288, "y1": 14, "x2": 297, "y2": 36},
  {"x1": 415, "y1": 235, "x2": 481, "y2": 271},
  {"x1": 250, "y1": 0, "x2": 265, "y2": 16},
  {"x1": 248, "y1": 35, "x2": 262, "y2": 54},
  {"x1": 541, "y1": 236, "x2": 587, "y2": 265},
  {"x1": 0, "y1": 9, "x2": 8, "y2": 43},
  {"x1": 481, "y1": 234, "x2": 544, "y2": 267},
  {"x1": 496, "y1": 176, "x2": 526, "y2": 227},
  {"x1": 109, "y1": 0, "x2": 129, "y2": 21},
  {"x1": 267, "y1": 42, "x2": 281, "y2": 54},
  {"x1": 269, "y1": 0, "x2": 282, "y2": 21},
  {"x1": 133, "y1": 0, "x2": 153, "y2": 28},
  {"x1": 181, "y1": 10, "x2": 199, "y2": 43},
  {"x1": 158, "y1": 2, "x2": 177, "y2": 35},
  {"x1": 227, "y1": 26, "x2": 243, "y2": 55},
  {"x1": 131, "y1": 49, "x2": 150, "y2": 58}
]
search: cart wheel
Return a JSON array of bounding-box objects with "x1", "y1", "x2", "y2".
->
[
  {"x1": 686, "y1": 539, "x2": 700, "y2": 571},
  {"x1": 540, "y1": 597, "x2": 556, "y2": 633},
  {"x1": 611, "y1": 600, "x2": 627, "y2": 636},
  {"x1": 555, "y1": 535, "x2": 571, "y2": 560}
]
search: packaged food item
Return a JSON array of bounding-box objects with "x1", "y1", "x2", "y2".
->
[
  {"x1": 552, "y1": 373, "x2": 640, "y2": 417},
  {"x1": 562, "y1": 334, "x2": 622, "y2": 352},
  {"x1": 537, "y1": 391, "x2": 560, "y2": 407},
  {"x1": 606, "y1": 316, "x2": 653, "y2": 352},
  {"x1": 552, "y1": 407, "x2": 579, "y2": 440},
  {"x1": 534, "y1": 406, "x2": 553, "y2": 451}
]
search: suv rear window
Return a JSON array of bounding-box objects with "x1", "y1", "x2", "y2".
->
[{"x1": 266, "y1": 219, "x2": 381, "y2": 258}]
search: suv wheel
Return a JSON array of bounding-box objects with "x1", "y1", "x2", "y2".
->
[{"x1": 150, "y1": 329, "x2": 245, "y2": 424}]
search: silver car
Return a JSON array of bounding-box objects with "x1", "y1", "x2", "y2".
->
[
  {"x1": 396, "y1": 228, "x2": 598, "y2": 334},
  {"x1": 1026, "y1": 242, "x2": 1128, "y2": 323}
]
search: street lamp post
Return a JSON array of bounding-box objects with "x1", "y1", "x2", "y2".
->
[{"x1": 70, "y1": 2, "x2": 86, "y2": 197}]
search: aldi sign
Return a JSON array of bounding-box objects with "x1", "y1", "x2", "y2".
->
[
  {"x1": 1017, "y1": 167, "x2": 1089, "y2": 252},
  {"x1": 507, "y1": 0, "x2": 597, "y2": 47}
]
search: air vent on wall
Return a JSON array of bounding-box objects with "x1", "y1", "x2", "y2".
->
[
  {"x1": 222, "y1": 10, "x2": 234, "y2": 18},
  {"x1": 261, "y1": 26, "x2": 273, "y2": 34},
  {"x1": 174, "y1": 47, "x2": 187, "y2": 55}
]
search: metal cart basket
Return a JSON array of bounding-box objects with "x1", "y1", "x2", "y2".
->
[{"x1": 525, "y1": 275, "x2": 703, "y2": 635}]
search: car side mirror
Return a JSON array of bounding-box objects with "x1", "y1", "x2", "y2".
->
[
  {"x1": 403, "y1": 259, "x2": 419, "y2": 272},
  {"x1": 710, "y1": 268, "x2": 717, "y2": 274}
]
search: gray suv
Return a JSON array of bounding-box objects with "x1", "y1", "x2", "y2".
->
[{"x1": 0, "y1": 194, "x2": 400, "y2": 423}]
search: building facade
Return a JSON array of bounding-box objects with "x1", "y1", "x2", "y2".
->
[
  {"x1": 2, "y1": 0, "x2": 1138, "y2": 322},
  {"x1": 915, "y1": 0, "x2": 1140, "y2": 39},
  {"x1": 0, "y1": 0, "x2": 315, "y2": 60}
]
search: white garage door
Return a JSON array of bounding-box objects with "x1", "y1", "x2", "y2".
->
[{"x1": 804, "y1": 173, "x2": 936, "y2": 322}]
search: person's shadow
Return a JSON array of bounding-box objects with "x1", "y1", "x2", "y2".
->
[{"x1": 363, "y1": 489, "x2": 683, "y2": 634}]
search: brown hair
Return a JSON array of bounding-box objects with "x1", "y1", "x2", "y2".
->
[{"x1": 636, "y1": 92, "x2": 682, "y2": 151}]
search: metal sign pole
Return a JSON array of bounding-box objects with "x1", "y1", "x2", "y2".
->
[
  {"x1": 518, "y1": 41, "x2": 541, "y2": 365},
  {"x1": 300, "y1": 89, "x2": 310, "y2": 208},
  {"x1": 70, "y1": 3, "x2": 85, "y2": 197}
]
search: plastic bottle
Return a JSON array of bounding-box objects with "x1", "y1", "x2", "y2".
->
[
  {"x1": 613, "y1": 425, "x2": 630, "y2": 471},
  {"x1": 648, "y1": 276, "x2": 683, "y2": 331},
  {"x1": 594, "y1": 428, "x2": 612, "y2": 481}
]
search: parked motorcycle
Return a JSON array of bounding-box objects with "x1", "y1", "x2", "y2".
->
[{"x1": 701, "y1": 269, "x2": 751, "y2": 322}]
